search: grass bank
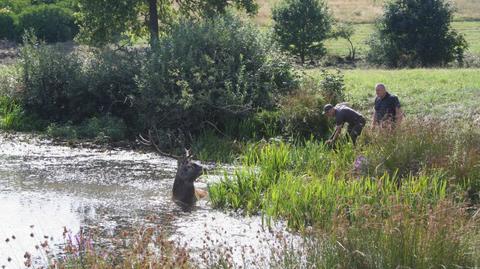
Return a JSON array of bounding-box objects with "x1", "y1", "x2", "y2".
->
[
  {"x1": 209, "y1": 120, "x2": 480, "y2": 267},
  {"x1": 305, "y1": 68, "x2": 480, "y2": 118}
]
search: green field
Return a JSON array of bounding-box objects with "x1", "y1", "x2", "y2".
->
[
  {"x1": 324, "y1": 21, "x2": 480, "y2": 57},
  {"x1": 307, "y1": 68, "x2": 480, "y2": 118},
  {"x1": 255, "y1": 0, "x2": 480, "y2": 25},
  {"x1": 255, "y1": 0, "x2": 480, "y2": 58}
]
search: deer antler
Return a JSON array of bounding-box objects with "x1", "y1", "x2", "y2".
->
[
  {"x1": 184, "y1": 148, "x2": 195, "y2": 159},
  {"x1": 138, "y1": 129, "x2": 181, "y2": 159}
]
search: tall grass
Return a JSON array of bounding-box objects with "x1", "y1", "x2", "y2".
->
[
  {"x1": 269, "y1": 200, "x2": 479, "y2": 269},
  {"x1": 209, "y1": 119, "x2": 480, "y2": 267}
]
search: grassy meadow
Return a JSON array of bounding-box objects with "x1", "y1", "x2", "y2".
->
[
  {"x1": 328, "y1": 68, "x2": 480, "y2": 117},
  {"x1": 323, "y1": 21, "x2": 480, "y2": 58},
  {"x1": 256, "y1": 0, "x2": 480, "y2": 59},
  {"x1": 255, "y1": 0, "x2": 480, "y2": 25}
]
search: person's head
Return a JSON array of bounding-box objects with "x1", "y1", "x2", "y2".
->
[
  {"x1": 375, "y1": 83, "x2": 387, "y2": 98},
  {"x1": 322, "y1": 104, "x2": 335, "y2": 117}
]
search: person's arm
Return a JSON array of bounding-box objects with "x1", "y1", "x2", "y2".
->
[
  {"x1": 394, "y1": 96, "x2": 403, "y2": 124},
  {"x1": 371, "y1": 109, "x2": 377, "y2": 129},
  {"x1": 395, "y1": 107, "x2": 403, "y2": 124},
  {"x1": 327, "y1": 125, "x2": 343, "y2": 144}
]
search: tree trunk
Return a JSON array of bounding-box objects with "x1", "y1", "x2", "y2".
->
[
  {"x1": 347, "y1": 38, "x2": 355, "y2": 61},
  {"x1": 148, "y1": 0, "x2": 159, "y2": 47}
]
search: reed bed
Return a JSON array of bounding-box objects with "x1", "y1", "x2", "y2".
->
[{"x1": 209, "y1": 119, "x2": 480, "y2": 268}]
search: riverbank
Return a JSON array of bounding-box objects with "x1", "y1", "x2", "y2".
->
[{"x1": 0, "y1": 132, "x2": 302, "y2": 268}]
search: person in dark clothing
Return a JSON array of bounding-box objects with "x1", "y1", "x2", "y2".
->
[
  {"x1": 323, "y1": 103, "x2": 366, "y2": 145},
  {"x1": 372, "y1": 83, "x2": 403, "y2": 128}
]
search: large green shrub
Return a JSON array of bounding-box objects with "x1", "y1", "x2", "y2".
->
[
  {"x1": 83, "y1": 47, "x2": 143, "y2": 135},
  {"x1": 0, "y1": 11, "x2": 15, "y2": 40},
  {"x1": 17, "y1": 4, "x2": 78, "y2": 43},
  {"x1": 278, "y1": 89, "x2": 328, "y2": 139},
  {"x1": 19, "y1": 39, "x2": 86, "y2": 123},
  {"x1": 272, "y1": 0, "x2": 332, "y2": 64},
  {"x1": 367, "y1": 0, "x2": 468, "y2": 67},
  {"x1": 137, "y1": 15, "x2": 297, "y2": 149},
  {"x1": 18, "y1": 36, "x2": 141, "y2": 132}
]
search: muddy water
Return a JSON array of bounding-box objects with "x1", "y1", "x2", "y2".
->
[{"x1": 0, "y1": 133, "x2": 293, "y2": 268}]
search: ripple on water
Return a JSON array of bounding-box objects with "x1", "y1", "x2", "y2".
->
[{"x1": 0, "y1": 133, "x2": 296, "y2": 268}]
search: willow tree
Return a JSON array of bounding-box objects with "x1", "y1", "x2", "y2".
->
[{"x1": 75, "y1": 0, "x2": 258, "y2": 47}]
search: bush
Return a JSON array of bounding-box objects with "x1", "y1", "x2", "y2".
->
[
  {"x1": 83, "y1": 47, "x2": 143, "y2": 136},
  {"x1": 78, "y1": 115, "x2": 128, "y2": 141},
  {"x1": 18, "y1": 36, "x2": 141, "y2": 134},
  {"x1": 46, "y1": 116, "x2": 128, "y2": 142},
  {"x1": 19, "y1": 37, "x2": 87, "y2": 123},
  {"x1": 272, "y1": 0, "x2": 332, "y2": 64},
  {"x1": 0, "y1": 11, "x2": 15, "y2": 40},
  {"x1": 317, "y1": 69, "x2": 345, "y2": 105},
  {"x1": 17, "y1": 4, "x2": 78, "y2": 43},
  {"x1": 137, "y1": 15, "x2": 298, "y2": 149},
  {"x1": 278, "y1": 88, "x2": 329, "y2": 139},
  {"x1": 367, "y1": 0, "x2": 468, "y2": 67}
]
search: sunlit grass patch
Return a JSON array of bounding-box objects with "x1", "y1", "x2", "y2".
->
[
  {"x1": 324, "y1": 21, "x2": 480, "y2": 58},
  {"x1": 304, "y1": 68, "x2": 480, "y2": 119},
  {"x1": 254, "y1": 0, "x2": 480, "y2": 25}
]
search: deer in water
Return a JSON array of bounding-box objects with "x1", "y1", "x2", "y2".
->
[
  {"x1": 172, "y1": 149, "x2": 208, "y2": 206},
  {"x1": 139, "y1": 131, "x2": 208, "y2": 208}
]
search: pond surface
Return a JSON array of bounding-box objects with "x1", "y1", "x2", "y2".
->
[{"x1": 0, "y1": 133, "x2": 294, "y2": 268}]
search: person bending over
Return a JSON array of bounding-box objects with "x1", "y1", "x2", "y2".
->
[{"x1": 324, "y1": 103, "x2": 366, "y2": 145}]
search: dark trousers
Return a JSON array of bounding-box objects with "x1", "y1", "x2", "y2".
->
[{"x1": 347, "y1": 121, "x2": 365, "y2": 145}]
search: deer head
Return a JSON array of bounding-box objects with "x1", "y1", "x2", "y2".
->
[
  {"x1": 172, "y1": 149, "x2": 204, "y2": 207},
  {"x1": 140, "y1": 132, "x2": 204, "y2": 207},
  {"x1": 175, "y1": 149, "x2": 203, "y2": 182}
]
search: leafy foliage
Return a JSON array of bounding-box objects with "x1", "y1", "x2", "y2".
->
[
  {"x1": 18, "y1": 35, "x2": 142, "y2": 133},
  {"x1": 330, "y1": 22, "x2": 356, "y2": 60},
  {"x1": 19, "y1": 37, "x2": 85, "y2": 122},
  {"x1": 75, "y1": 0, "x2": 144, "y2": 46},
  {"x1": 0, "y1": 0, "x2": 31, "y2": 14},
  {"x1": 17, "y1": 4, "x2": 78, "y2": 43},
  {"x1": 76, "y1": 0, "x2": 258, "y2": 46},
  {"x1": 272, "y1": 0, "x2": 332, "y2": 63},
  {"x1": 46, "y1": 115, "x2": 128, "y2": 141},
  {"x1": 367, "y1": 0, "x2": 468, "y2": 67},
  {"x1": 318, "y1": 69, "x2": 345, "y2": 104},
  {"x1": 0, "y1": 11, "x2": 15, "y2": 40},
  {"x1": 136, "y1": 15, "x2": 297, "y2": 149},
  {"x1": 278, "y1": 88, "x2": 329, "y2": 140}
]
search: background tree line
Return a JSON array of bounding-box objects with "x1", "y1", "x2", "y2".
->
[
  {"x1": 0, "y1": 0, "x2": 471, "y2": 153},
  {"x1": 1, "y1": 0, "x2": 468, "y2": 68}
]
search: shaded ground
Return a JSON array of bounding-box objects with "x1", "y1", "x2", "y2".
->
[{"x1": 0, "y1": 40, "x2": 17, "y2": 66}]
